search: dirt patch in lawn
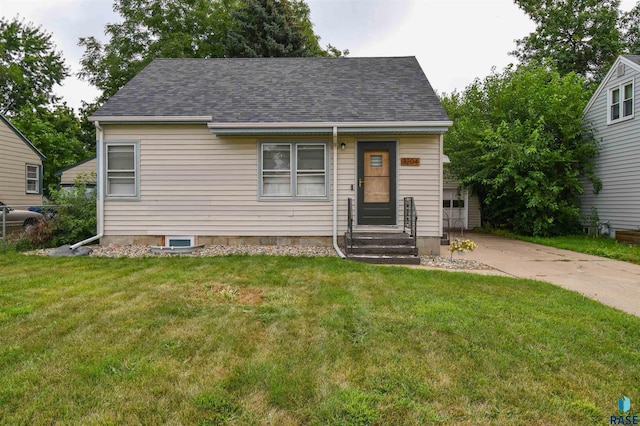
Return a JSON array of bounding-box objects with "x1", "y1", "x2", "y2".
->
[{"x1": 184, "y1": 283, "x2": 264, "y2": 305}]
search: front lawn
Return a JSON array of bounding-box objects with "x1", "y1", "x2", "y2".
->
[{"x1": 1, "y1": 253, "x2": 638, "y2": 424}]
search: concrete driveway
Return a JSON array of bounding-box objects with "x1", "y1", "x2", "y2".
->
[{"x1": 442, "y1": 233, "x2": 640, "y2": 317}]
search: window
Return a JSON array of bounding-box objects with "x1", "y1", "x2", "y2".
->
[
  {"x1": 25, "y1": 164, "x2": 40, "y2": 194},
  {"x1": 609, "y1": 81, "x2": 634, "y2": 123},
  {"x1": 260, "y1": 141, "x2": 328, "y2": 199},
  {"x1": 106, "y1": 142, "x2": 139, "y2": 198},
  {"x1": 166, "y1": 236, "x2": 194, "y2": 247}
]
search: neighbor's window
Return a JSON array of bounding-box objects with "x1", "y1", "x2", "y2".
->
[
  {"x1": 25, "y1": 164, "x2": 40, "y2": 194},
  {"x1": 610, "y1": 81, "x2": 634, "y2": 123},
  {"x1": 106, "y1": 142, "x2": 138, "y2": 198},
  {"x1": 260, "y1": 141, "x2": 328, "y2": 199}
]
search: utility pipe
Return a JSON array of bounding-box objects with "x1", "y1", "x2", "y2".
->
[
  {"x1": 332, "y1": 126, "x2": 346, "y2": 259},
  {"x1": 70, "y1": 121, "x2": 104, "y2": 249}
]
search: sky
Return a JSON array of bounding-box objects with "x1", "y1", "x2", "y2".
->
[{"x1": 1, "y1": 0, "x2": 638, "y2": 111}]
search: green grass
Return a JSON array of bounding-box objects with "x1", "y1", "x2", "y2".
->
[
  {"x1": 1, "y1": 252, "x2": 639, "y2": 424},
  {"x1": 488, "y1": 230, "x2": 640, "y2": 265}
]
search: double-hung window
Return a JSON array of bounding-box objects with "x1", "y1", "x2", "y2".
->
[
  {"x1": 260, "y1": 141, "x2": 328, "y2": 199},
  {"x1": 25, "y1": 164, "x2": 40, "y2": 194},
  {"x1": 609, "y1": 81, "x2": 634, "y2": 123},
  {"x1": 106, "y1": 142, "x2": 139, "y2": 199}
]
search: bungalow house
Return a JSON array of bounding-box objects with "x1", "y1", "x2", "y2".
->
[
  {"x1": 581, "y1": 55, "x2": 640, "y2": 236},
  {"x1": 75, "y1": 57, "x2": 452, "y2": 261},
  {"x1": 0, "y1": 115, "x2": 45, "y2": 206}
]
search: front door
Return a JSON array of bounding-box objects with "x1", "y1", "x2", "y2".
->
[{"x1": 357, "y1": 141, "x2": 396, "y2": 225}]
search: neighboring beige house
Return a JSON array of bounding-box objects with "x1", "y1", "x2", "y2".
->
[
  {"x1": 0, "y1": 115, "x2": 45, "y2": 206},
  {"x1": 82, "y1": 57, "x2": 452, "y2": 259},
  {"x1": 57, "y1": 157, "x2": 97, "y2": 188}
]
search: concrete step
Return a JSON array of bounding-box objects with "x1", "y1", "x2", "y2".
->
[
  {"x1": 348, "y1": 244, "x2": 417, "y2": 255},
  {"x1": 346, "y1": 254, "x2": 421, "y2": 265},
  {"x1": 346, "y1": 232, "x2": 415, "y2": 246}
]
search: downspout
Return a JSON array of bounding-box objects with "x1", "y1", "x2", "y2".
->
[
  {"x1": 332, "y1": 126, "x2": 346, "y2": 258},
  {"x1": 70, "y1": 121, "x2": 104, "y2": 249}
]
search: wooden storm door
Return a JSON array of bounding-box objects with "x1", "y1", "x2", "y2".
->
[{"x1": 357, "y1": 141, "x2": 397, "y2": 225}]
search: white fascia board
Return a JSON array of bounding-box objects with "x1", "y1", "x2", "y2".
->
[
  {"x1": 88, "y1": 115, "x2": 213, "y2": 123},
  {"x1": 584, "y1": 56, "x2": 640, "y2": 114},
  {"x1": 207, "y1": 120, "x2": 453, "y2": 129}
]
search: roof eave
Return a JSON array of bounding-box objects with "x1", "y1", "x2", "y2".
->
[
  {"x1": 207, "y1": 121, "x2": 452, "y2": 136},
  {"x1": 88, "y1": 115, "x2": 214, "y2": 124}
]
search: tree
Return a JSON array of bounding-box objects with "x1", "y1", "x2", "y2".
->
[
  {"x1": 621, "y1": 2, "x2": 640, "y2": 55},
  {"x1": 512, "y1": 0, "x2": 623, "y2": 83},
  {"x1": 79, "y1": 0, "x2": 235, "y2": 103},
  {"x1": 0, "y1": 17, "x2": 68, "y2": 115},
  {"x1": 442, "y1": 64, "x2": 600, "y2": 237},
  {"x1": 12, "y1": 105, "x2": 91, "y2": 196},
  {"x1": 225, "y1": 0, "x2": 346, "y2": 57},
  {"x1": 79, "y1": 0, "x2": 345, "y2": 104}
]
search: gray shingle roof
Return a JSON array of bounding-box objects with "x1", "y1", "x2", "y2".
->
[
  {"x1": 92, "y1": 57, "x2": 449, "y2": 123},
  {"x1": 623, "y1": 55, "x2": 640, "y2": 66}
]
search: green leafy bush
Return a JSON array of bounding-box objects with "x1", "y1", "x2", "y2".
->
[
  {"x1": 48, "y1": 173, "x2": 97, "y2": 247},
  {"x1": 442, "y1": 64, "x2": 600, "y2": 236}
]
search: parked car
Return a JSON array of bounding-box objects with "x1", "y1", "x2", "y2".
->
[{"x1": 0, "y1": 201, "x2": 43, "y2": 228}]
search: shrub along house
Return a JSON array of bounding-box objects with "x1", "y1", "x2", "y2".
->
[{"x1": 74, "y1": 57, "x2": 452, "y2": 263}]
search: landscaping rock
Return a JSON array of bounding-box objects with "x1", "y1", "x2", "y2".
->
[
  {"x1": 32, "y1": 244, "x2": 492, "y2": 271},
  {"x1": 49, "y1": 244, "x2": 93, "y2": 257}
]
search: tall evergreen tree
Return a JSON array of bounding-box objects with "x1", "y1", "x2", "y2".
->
[{"x1": 226, "y1": 0, "x2": 325, "y2": 57}]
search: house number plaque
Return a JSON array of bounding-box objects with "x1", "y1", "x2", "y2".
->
[{"x1": 400, "y1": 158, "x2": 420, "y2": 166}]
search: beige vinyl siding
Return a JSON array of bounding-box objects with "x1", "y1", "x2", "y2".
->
[
  {"x1": 60, "y1": 158, "x2": 97, "y2": 186},
  {"x1": 467, "y1": 195, "x2": 481, "y2": 228},
  {"x1": 397, "y1": 136, "x2": 441, "y2": 237},
  {"x1": 0, "y1": 119, "x2": 43, "y2": 206},
  {"x1": 581, "y1": 62, "x2": 640, "y2": 233},
  {"x1": 102, "y1": 125, "x2": 442, "y2": 238}
]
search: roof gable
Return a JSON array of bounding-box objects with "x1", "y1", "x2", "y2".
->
[
  {"x1": 92, "y1": 57, "x2": 450, "y2": 124},
  {"x1": 0, "y1": 115, "x2": 46, "y2": 160},
  {"x1": 584, "y1": 55, "x2": 640, "y2": 114}
]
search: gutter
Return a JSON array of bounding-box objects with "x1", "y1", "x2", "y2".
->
[
  {"x1": 70, "y1": 121, "x2": 104, "y2": 250},
  {"x1": 332, "y1": 126, "x2": 346, "y2": 259}
]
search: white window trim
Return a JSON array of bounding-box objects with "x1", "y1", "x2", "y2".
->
[
  {"x1": 25, "y1": 164, "x2": 40, "y2": 194},
  {"x1": 165, "y1": 236, "x2": 195, "y2": 247},
  {"x1": 608, "y1": 79, "x2": 634, "y2": 124},
  {"x1": 258, "y1": 140, "x2": 330, "y2": 201},
  {"x1": 104, "y1": 141, "x2": 140, "y2": 200}
]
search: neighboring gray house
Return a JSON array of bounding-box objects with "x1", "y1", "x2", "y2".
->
[
  {"x1": 581, "y1": 55, "x2": 640, "y2": 235},
  {"x1": 80, "y1": 57, "x2": 452, "y2": 258}
]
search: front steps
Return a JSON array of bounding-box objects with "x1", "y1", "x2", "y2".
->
[{"x1": 344, "y1": 232, "x2": 420, "y2": 265}]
